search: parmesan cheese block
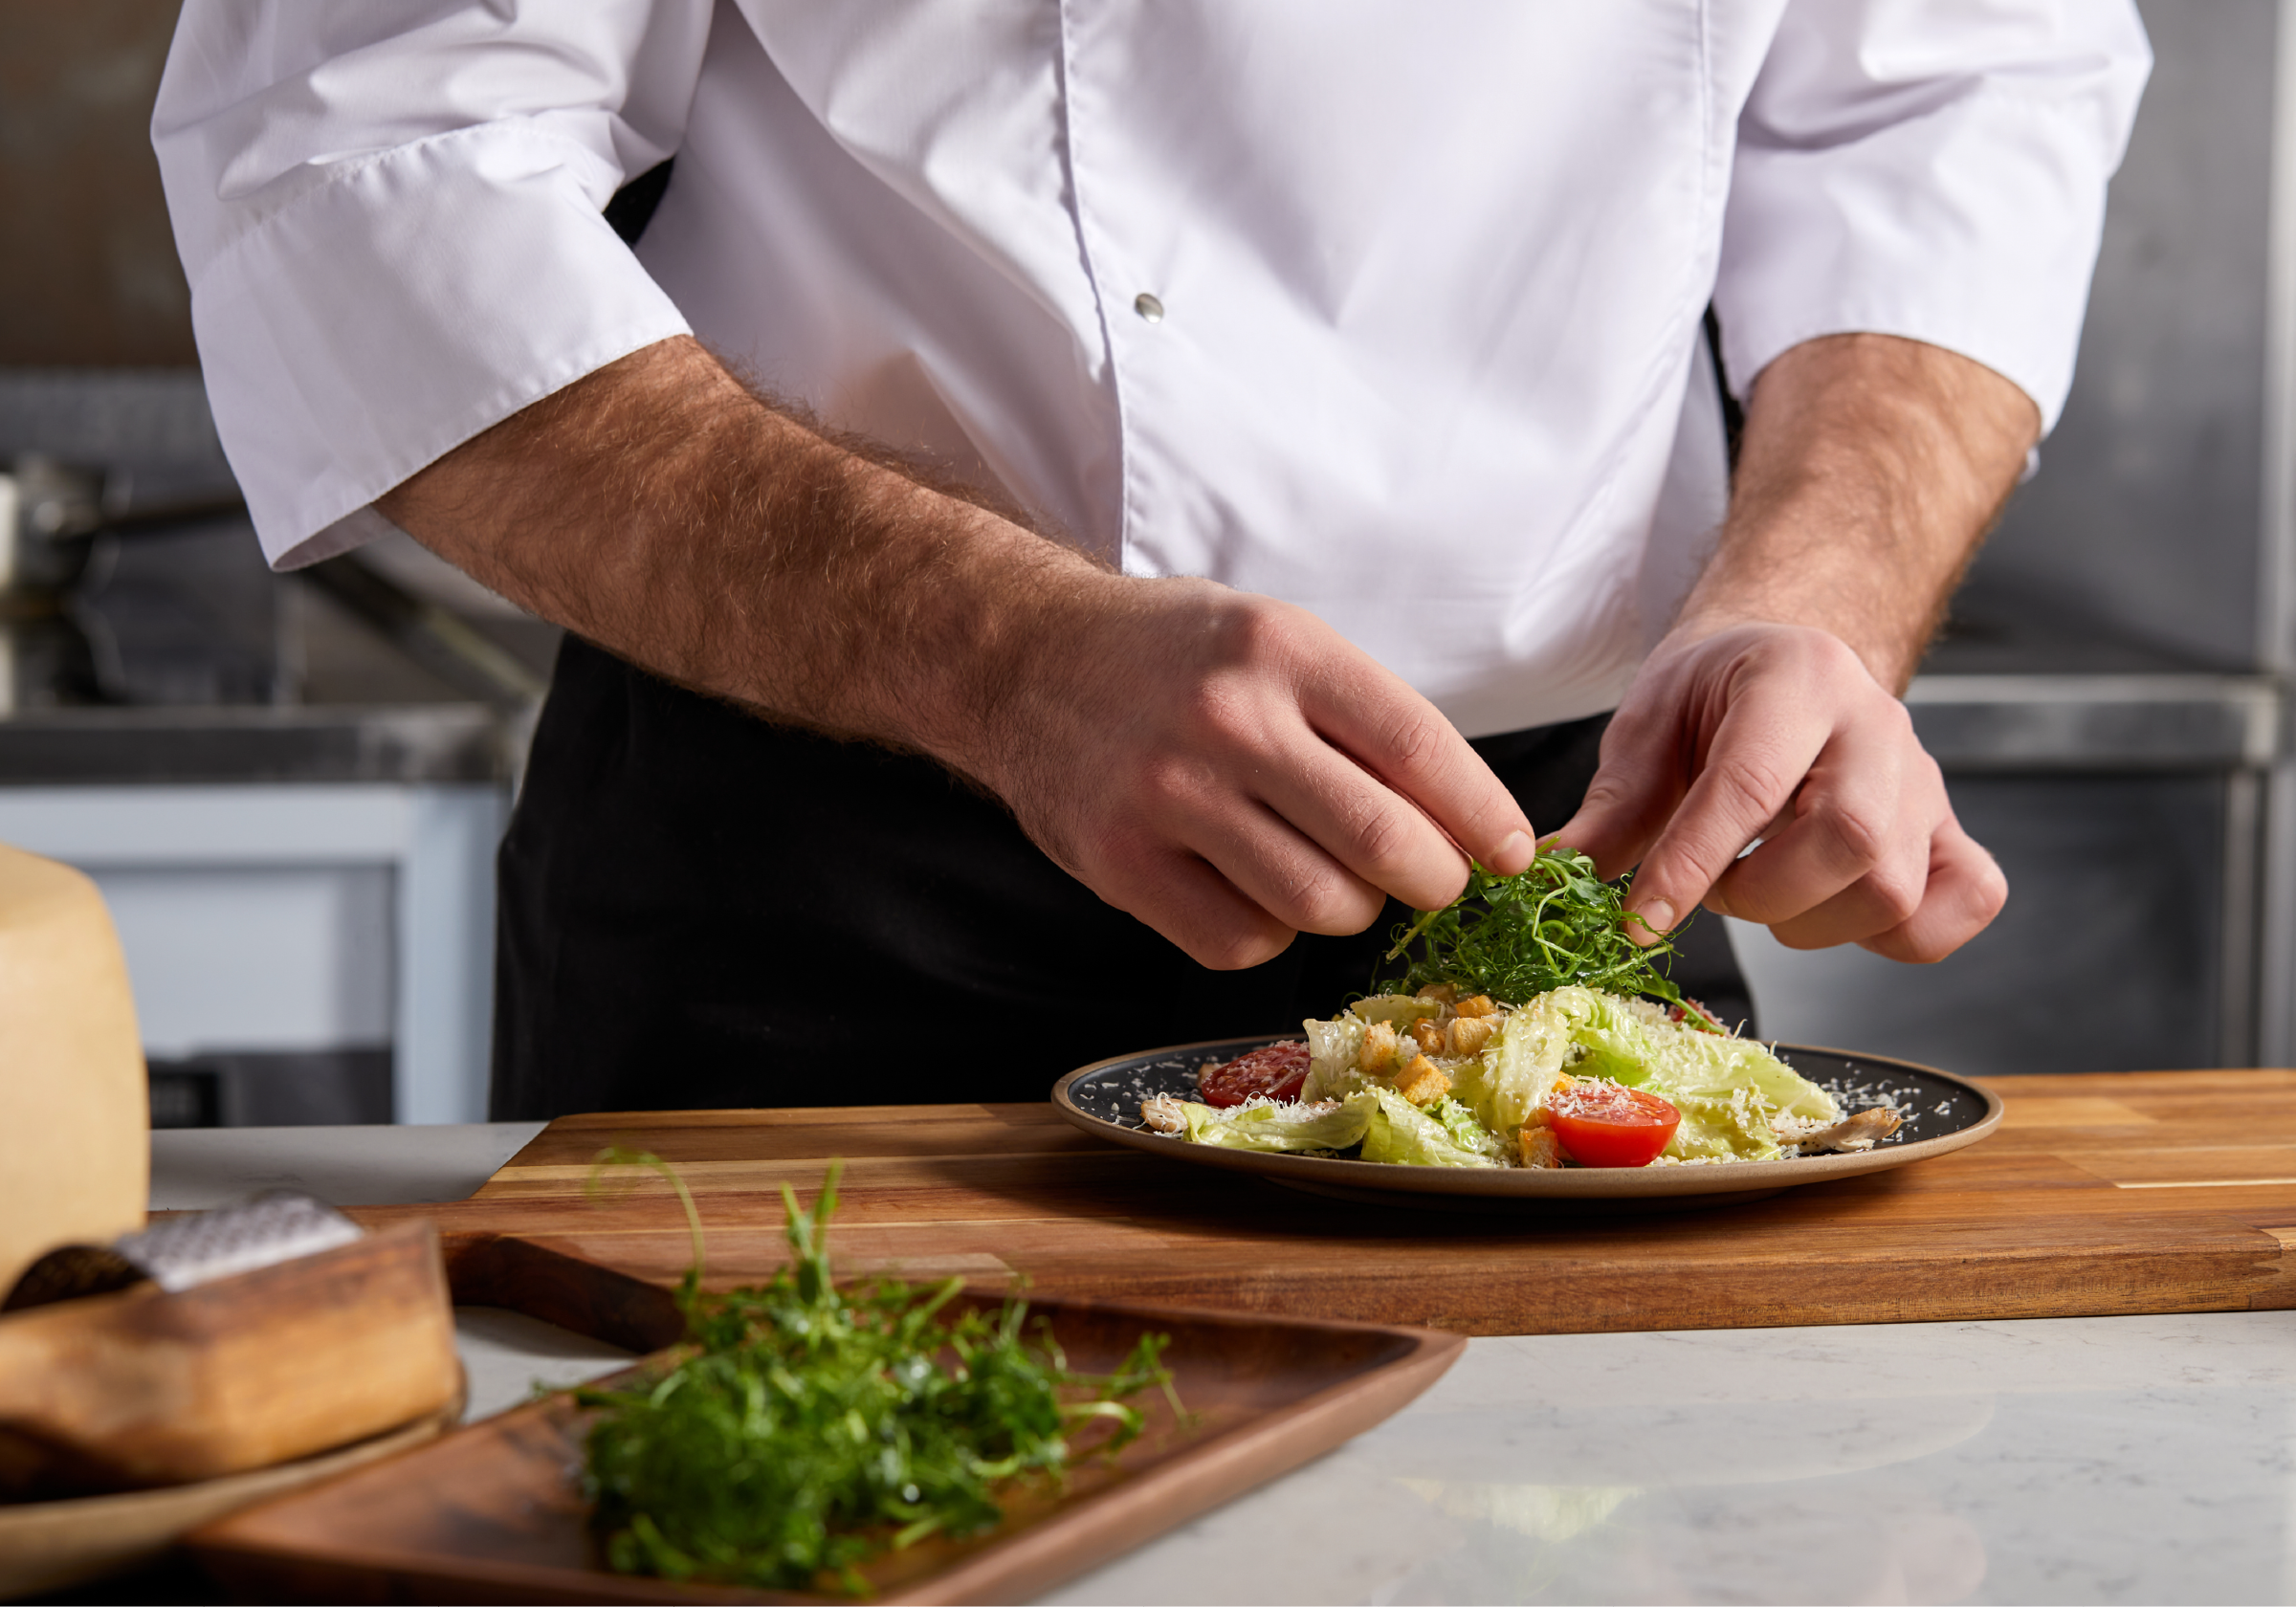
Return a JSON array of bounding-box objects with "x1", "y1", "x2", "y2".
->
[{"x1": 0, "y1": 844, "x2": 145, "y2": 1294}]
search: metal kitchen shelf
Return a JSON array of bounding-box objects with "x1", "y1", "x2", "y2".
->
[
  {"x1": 1907, "y1": 671, "x2": 2285, "y2": 771},
  {"x1": 0, "y1": 703, "x2": 504, "y2": 785}
]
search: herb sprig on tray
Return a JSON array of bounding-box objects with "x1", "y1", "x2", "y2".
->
[
  {"x1": 1378, "y1": 845, "x2": 1718, "y2": 1027},
  {"x1": 574, "y1": 1156, "x2": 1179, "y2": 1596}
]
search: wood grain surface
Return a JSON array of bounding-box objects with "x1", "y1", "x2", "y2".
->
[
  {"x1": 0, "y1": 1221, "x2": 461, "y2": 1493},
  {"x1": 191, "y1": 1299, "x2": 1463, "y2": 1606},
  {"x1": 349, "y1": 1072, "x2": 2296, "y2": 1339}
]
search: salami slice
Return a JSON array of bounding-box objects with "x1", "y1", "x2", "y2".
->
[{"x1": 1198, "y1": 1040, "x2": 1312, "y2": 1108}]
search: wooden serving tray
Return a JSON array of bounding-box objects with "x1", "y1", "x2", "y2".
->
[
  {"x1": 190, "y1": 1298, "x2": 1461, "y2": 1605},
  {"x1": 345, "y1": 1070, "x2": 2296, "y2": 1338}
]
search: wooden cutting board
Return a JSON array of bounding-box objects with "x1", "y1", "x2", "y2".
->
[
  {"x1": 351, "y1": 1070, "x2": 2296, "y2": 1341},
  {"x1": 193, "y1": 1299, "x2": 1460, "y2": 1605}
]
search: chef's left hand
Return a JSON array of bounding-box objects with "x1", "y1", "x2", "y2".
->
[
  {"x1": 1548, "y1": 331, "x2": 2036, "y2": 964},
  {"x1": 1553, "y1": 618, "x2": 2005, "y2": 962}
]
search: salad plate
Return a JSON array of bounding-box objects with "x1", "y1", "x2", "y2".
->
[{"x1": 1053, "y1": 1038, "x2": 2002, "y2": 1205}]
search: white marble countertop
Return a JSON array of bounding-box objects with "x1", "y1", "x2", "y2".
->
[{"x1": 152, "y1": 1124, "x2": 2296, "y2": 1605}]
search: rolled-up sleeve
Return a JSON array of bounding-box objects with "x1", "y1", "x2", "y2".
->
[
  {"x1": 153, "y1": 3, "x2": 708, "y2": 566},
  {"x1": 1715, "y1": 0, "x2": 2152, "y2": 432}
]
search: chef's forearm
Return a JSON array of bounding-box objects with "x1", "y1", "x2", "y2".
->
[
  {"x1": 377, "y1": 334, "x2": 1540, "y2": 964},
  {"x1": 1672, "y1": 333, "x2": 2040, "y2": 692},
  {"x1": 376, "y1": 336, "x2": 1105, "y2": 772}
]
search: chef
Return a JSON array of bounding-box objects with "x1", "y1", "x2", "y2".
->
[{"x1": 154, "y1": 5, "x2": 2148, "y2": 1117}]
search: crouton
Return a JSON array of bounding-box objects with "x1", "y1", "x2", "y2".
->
[
  {"x1": 1394, "y1": 1053, "x2": 1450, "y2": 1106},
  {"x1": 1519, "y1": 1126, "x2": 1562, "y2": 1168},
  {"x1": 1446, "y1": 1014, "x2": 1496, "y2": 1057},
  {"x1": 1358, "y1": 1021, "x2": 1402, "y2": 1074},
  {"x1": 1415, "y1": 982, "x2": 1458, "y2": 1003},
  {"x1": 1453, "y1": 993, "x2": 1498, "y2": 1018},
  {"x1": 1409, "y1": 1017, "x2": 1446, "y2": 1054}
]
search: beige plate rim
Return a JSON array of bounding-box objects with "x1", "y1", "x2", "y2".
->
[
  {"x1": 1051, "y1": 1039, "x2": 2003, "y2": 1199},
  {"x1": 0, "y1": 1407, "x2": 457, "y2": 1598}
]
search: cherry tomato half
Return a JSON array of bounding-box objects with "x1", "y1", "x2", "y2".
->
[
  {"x1": 1199, "y1": 1040, "x2": 1312, "y2": 1108},
  {"x1": 1548, "y1": 1083, "x2": 1681, "y2": 1168}
]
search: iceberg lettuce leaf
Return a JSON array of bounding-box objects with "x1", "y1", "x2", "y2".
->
[
  {"x1": 1450, "y1": 988, "x2": 1583, "y2": 1137},
  {"x1": 1350, "y1": 995, "x2": 1443, "y2": 1027},
  {"x1": 1666, "y1": 1087, "x2": 1786, "y2": 1163},
  {"x1": 1300, "y1": 1014, "x2": 1373, "y2": 1104},
  {"x1": 1428, "y1": 1095, "x2": 1511, "y2": 1163},
  {"x1": 1359, "y1": 1087, "x2": 1502, "y2": 1167},
  {"x1": 1174, "y1": 1092, "x2": 1377, "y2": 1153}
]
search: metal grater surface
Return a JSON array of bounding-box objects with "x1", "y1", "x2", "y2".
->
[{"x1": 112, "y1": 1189, "x2": 364, "y2": 1292}]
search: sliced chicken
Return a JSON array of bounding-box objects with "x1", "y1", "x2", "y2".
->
[
  {"x1": 1140, "y1": 1095, "x2": 1187, "y2": 1134},
  {"x1": 1792, "y1": 1106, "x2": 1902, "y2": 1153}
]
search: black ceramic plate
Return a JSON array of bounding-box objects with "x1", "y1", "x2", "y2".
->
[{"x1": 1052, "y1": 1038, "x2": 2001, "y2": 1202}]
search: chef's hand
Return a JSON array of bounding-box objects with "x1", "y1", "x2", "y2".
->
[
  {"x1": 378, "y1": 336, "x2": 1532, "y2": 970},
  {"x1": 1555, "y1": 621, "x2": 2004, "y2": 961},
  {"x1": 1552, "y1": 332, "x2": 2035, "y2": 962},
  {"x1": 967, "y1": 576, "x2": 1536, "y2": 969}
]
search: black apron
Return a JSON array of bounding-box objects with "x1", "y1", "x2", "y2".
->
[{"x1": 490, "y1": 636, "x2": 1755, "y2": 1119}]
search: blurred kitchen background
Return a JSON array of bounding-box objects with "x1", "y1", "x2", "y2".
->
[
  {"x1": 2, "y1": 1, "x2": 2287, "y2": 1126},
  {"x1": 0, "y1": 2, "x2": 555, "y2": 1128}
]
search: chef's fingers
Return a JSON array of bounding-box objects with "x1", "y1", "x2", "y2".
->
[
  {"x1": 1092, "y1": 671, "x2": 1457, "y2": 931},
  {"x1": 1087, "y1": 841, "x2": 1303, "y2": 971},
  {"x1": 1702, "y1": 706, "x2": 1926, "y2": 936},
  {"x1": 1547, "y1": 699, "x2": 1698, "y2": 881},
  {"x1": 1297, "y1": 662, "x2": 1535, "y2": 882},
  {"x1": 1853, "y1": 819, "x2": 2009, "y2": 963},
  {"x1": 1608, "y1": 684, "x2": 1835, "y2": 945},
  {"x1": 1168, "y1": 788, "x2": 1395, "y2": 939},
  {"x1": 1243, "y1": 731, "x2": 1504, "y2": 916}
]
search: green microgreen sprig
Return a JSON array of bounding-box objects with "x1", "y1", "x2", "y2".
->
[
  {"x1": 1377, "y1": 845, "x2": 1718, "y2": 1029},
  {"x1": 573, "y1": 1155, "x2": 1179, "y2": 1596}
]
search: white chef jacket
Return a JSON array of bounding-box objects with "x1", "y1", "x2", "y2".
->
[{"x1": 154, "y1": 2, "x2": 2147, "y2": 737}]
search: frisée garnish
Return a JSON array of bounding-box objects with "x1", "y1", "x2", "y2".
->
[
  {"x1": 574, "y1": 1153, "x2": 1181, "y2": 1596},
  {"x1": 1380, "y1": 844, "x2": 1718, "y2": 1029}
]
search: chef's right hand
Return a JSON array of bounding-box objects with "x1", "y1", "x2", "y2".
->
[{"x1": 962, "y1": 575, "x2": 1535, "y2": 969}]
